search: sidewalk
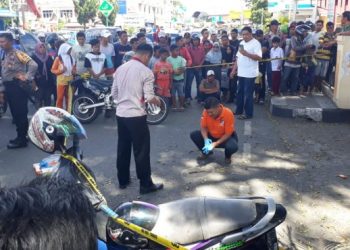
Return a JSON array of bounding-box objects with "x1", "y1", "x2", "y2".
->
[{"x1": 269, "y1": 93, "x2": 350, "y2": 123}]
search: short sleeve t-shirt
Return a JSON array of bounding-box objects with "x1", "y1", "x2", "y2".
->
[
  {"x1": 114, "y1": 43, "x2": 132, "y2": 68},
  {"x1": 72, "y1": 44, "x2": 91, "y2": 75},
  {"x1": 221, "y1": 45, "x2": 235, "y2": 63},
  {"x1": 237, "y1": 38, "x2": 262, "y2": 78},
  {"x1": 200, "y1": 105, "x2": 235, "y2": 139},
  {"x1": 84, "y1": 52, "x2": 107, "y2": 77},
  {"x1": 270, "y1": 47, "x2": 284, "y2": 71},
  {"x1": 200, "y1": 79, "x2": 219, "y2": 90},
  {"x1": 100, "y1": 43, "x2": 115, "y2": 69},
  {"x1": 166, "y1": 56, "x2": 186, "y2": 81},
  {"x1": 154, "y1": 61, "x2": 173, "y2": 85}
]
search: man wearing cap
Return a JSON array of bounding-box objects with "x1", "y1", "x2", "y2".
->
[
  {"x1": 198, "y1": 70, "x2": 220, "y2": 102},
  {"x1": 100, "y1": 30, "x2": 116, "y2": 79},
  {"x1": 38, "y1": 32, "x2": 46, "y2": 43},
  {"x1": 114, "y1": 31, "x2": 131, "y2": 69},
  {"x1": 190, "y1": 97, "x2": 238, "y2": 165}
]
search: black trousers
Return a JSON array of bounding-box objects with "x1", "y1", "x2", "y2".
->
[
  {"x1": 4, "y1": 81, "x2": 29, "y2": 140},
  {"x1": 190, "y1": 130, "x2": 238, "y2": 158},
  {"x1": 116, "y1": 115, "x2": 152, "y2": 187}
]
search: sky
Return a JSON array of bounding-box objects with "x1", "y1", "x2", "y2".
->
[{"x1": 182, "y1": 0, "x2": 246, "y2": 17}]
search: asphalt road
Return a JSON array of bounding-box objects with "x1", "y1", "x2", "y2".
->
[{"x1": 0, "y1": 100, "x2": 349, "y2": 249}]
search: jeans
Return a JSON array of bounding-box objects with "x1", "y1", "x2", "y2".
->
[
  {"x1": 266, "y1": 62, "x2": 272, "y2": 90},
  {"x1": 280, "y1": 66, "x2": 300, "y2": 94},
  {"x1": 4, "y1": 81, "x2": 29, "y2": 140},
  {"x1": 236, "y1": 77, "x2": 255, "y2": 118},
  {"x1": 185, "y1": 68, "x2": 202, "y2": 99},
  {"x1": 228, "y1": 69, "x2": 238, "y2": 102},
  {"x1": 171, "y1": 79, "x2": 185, "y2": 97},
  {"x1": 116, "y1": 115, "x2": 153, "y2": 187},
  {"x1": 190, "y1": 130, "x2": 238, "y2": 158}
]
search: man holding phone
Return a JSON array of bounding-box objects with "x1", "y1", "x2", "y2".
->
[{"x1": 230, "y1": 26, "x2": 262, "y2": 119}]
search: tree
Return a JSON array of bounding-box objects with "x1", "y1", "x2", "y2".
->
[
  {"x1": 73, "y1": 0, "x2": 99, "y2": 30},
  {"x1": 247, "y1": 0, "x2": 271, "y2": 28},
  {"x1": 98, "y1": 2, "x2": 118, "y2": 27}
]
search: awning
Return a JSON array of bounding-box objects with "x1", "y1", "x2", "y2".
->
[
  {"x1": 26, "y1": 0, "x2": 41, "y2": 17},
  {"x1": 0, "y1": 9, "x2": 18, "y2": 18}
]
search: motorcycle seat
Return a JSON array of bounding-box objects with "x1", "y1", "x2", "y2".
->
[
  {"x1": 89, "y1": 79, "x2": 113, "y2": 88},
  {"x1": 151, "y1": 197, "x2": 257, "y2": 245}
]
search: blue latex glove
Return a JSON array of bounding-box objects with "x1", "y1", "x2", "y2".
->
[
  {"x1": 202, "y1": 142, "x2": 214, "y2": 155},
  {"x1": 204, "y1": 138, "x2": 212, "y2": 147}
]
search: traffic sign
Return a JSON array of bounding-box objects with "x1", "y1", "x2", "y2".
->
[{"x1": 99, "y1": 0, "x2": 114, "y2": 17}]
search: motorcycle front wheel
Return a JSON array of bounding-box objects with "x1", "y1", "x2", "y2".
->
[
  {"x1": 72, "y1": 94, "x2": 100, "y2": 124},
  {"x1": 146, "y1": 96, "x2": 168, "y2": 125}
]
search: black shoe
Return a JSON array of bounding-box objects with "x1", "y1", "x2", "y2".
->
[
  {"x1": 9, "y1": 137, "x2": 28, "y2": 144},
  {"x1": 7, "y1": 140, "x2": 27, "y2": 149},
  {"x1": 119, "y1": 180, "x2": 131, "y2": 189},
  {"x1": 140, "y1": 183, "x2": 164, "y2": 195}
]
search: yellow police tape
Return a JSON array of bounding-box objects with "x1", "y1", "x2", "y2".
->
[
  {"x1": 61, "y1": 154, "x2": 188, "y2": 250},
  {"x1": 185, "y1": 54, "x2": 312, "y2": 69}
]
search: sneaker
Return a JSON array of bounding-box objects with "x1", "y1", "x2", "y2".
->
[{"x1": 197, "y1": 151, "x2": 213, "y2": 161}]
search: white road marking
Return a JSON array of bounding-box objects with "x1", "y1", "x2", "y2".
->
[{"x1": 244, "y1": 121, "x2": 252, "y2": 136}]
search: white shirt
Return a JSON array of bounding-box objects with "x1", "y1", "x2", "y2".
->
[
  {"x1": 111, "y1": 59, "x2": 155, "y2": 117},
  {"x1": 270, "y1": 47, "x2": 284, "y2": 71},
  {"x1": 85, "y1": 52, "x2": 107, "y2": 79},
  {"x1": 71, "y1": 44, "x2": 91, "y2": 75},
  {"x1": 312, "y1": 31, "x2": 324, "y2": 48},
  {"x1": 236, "y1": 38, "x2": 262, "y2": 78}
]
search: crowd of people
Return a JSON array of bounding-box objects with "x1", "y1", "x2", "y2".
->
[{"x1": 0, "y1": 11, "x2": 350, "y2": 148}]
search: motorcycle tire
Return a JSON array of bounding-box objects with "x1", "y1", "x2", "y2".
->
[
  {"x1": 146, "y1": 96, "x2": 168, "y2": 125},
  {"x1": 72, "y1": 94, "x2": 100, "y2": 124}
]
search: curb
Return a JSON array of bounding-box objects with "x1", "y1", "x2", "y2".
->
[{"x1": 269, "y1": 99, "x2": 350, "y2": 123}]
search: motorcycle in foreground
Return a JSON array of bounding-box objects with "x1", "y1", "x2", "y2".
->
[
  {"x1": 71, "y1": 77, "x2": 168, "y2": 125},
  {"x1": 29, "y1": 107, "x2": 286, "y2": 250}
]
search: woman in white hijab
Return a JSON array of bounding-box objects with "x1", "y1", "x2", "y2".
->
[
  {"x1": 205, "y1": 42, "x2": 223, "y2": 91},
  {"x1": 51, "y1": 43, "x2": 76, "y2": 113}
]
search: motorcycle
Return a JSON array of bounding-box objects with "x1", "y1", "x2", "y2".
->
[
  {"x1": 0, "y1": 78, "x2": 8, "y2": 117},
  {"x1": 30, "y1": 107, "x2": 287, "y2": 250},
  {"x1": 71, "y1": 77, "x2": 168, "y2": 125}
]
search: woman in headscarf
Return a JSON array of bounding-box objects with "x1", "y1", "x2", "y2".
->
[
  {"x1": 32, "y1": 43, "x2": 55, "y2": 108},
  {"x1": 205, "y1": 42, "x2": 222, "y2": 87},
  {"x1": 51, "y1": 43, "x2": 76, "y2": 113}
]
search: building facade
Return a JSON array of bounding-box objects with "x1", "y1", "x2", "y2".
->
[{"x1": 317, "y1": 0, "x2": 350, "y2": 26}]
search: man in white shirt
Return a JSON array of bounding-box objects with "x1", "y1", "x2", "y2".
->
[
  {"x1": 230, "y1": 26, "x2": 262, "y2": 119},
  {"x1": 312, "y1": 20, "x2": 325, "y2": 48},
  {"x1": 111, "y1": 44, "x2": 163, "y2": 194},
  {"x1": 71, "y1": 31, "x2": 91, "y2": 75},
  {"x1": 100, "y1": 30, "x2": 115, "y2": 79}
]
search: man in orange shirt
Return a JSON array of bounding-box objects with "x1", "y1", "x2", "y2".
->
[{"x1": 190, "y1": 97, "x2": 238, "y2": 164}]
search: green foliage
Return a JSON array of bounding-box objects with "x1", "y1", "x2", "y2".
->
[
  {"x1": 0, "y1": 0, "x2": 9, "y2": 9},
  {"x1": 73, "y1": 0, "x2": 99, "y2": 29},
  {"x1": 98, "y1": 1, "x2": 118, "y2": 27},
  {"x1": 57, "y1": 19, "x2": 65, "y2": 30},
  {"x1": 125, "y1": 26, "x2": 135, "y2": 36},
  {"x1": 247, "y1": 0, "x2": 271, "y2": 28}
]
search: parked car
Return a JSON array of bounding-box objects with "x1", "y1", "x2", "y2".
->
[
  {"x1": 0, "y1": 29, "x2": 39, "y2": 56},
  {"x1": 85, "y1": 27, "x2": 121, "y2": 44}
]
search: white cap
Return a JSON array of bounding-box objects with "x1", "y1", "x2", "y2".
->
[
  {"x1": 101, "y1": 30, "x2": 112, "y2": 38},
  {"x1": 207, "y1": 70, "x2": 215, "y2": 76},
  {"x1": 158, "y1": 32, "x2": 166, "y2": 38}
]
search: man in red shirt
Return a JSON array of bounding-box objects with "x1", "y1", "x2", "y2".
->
[
  {"x1": 190, "y1": 97, "x2": 238, "y2": 164},
  {"x1": 186, "y1": 36, "x2": 205, "y2": 102},
  {"x1": 175, "y1": 36, "x2": 192, "y2": 66}
]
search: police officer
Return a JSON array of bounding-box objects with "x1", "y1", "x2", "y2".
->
[{"x1": 0, "y1": 32, "x2": 38, "y2": 149}]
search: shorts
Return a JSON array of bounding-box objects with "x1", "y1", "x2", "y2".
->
[
  {"x1": 156, "y1": 81, "x2": 171, "y2": 98},
  {"x1": 171, "y1": 79, "x2": 185, "y2": 97},
  {"x1": 314, "y1": 60, "x2": 329, "y2": 78}
]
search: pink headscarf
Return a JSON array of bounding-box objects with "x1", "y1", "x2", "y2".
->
[{"x1": 34, "y1": 43, "x2": 49, "y2": 80}]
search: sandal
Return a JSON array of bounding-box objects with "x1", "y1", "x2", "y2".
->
[{"x1": 238, "y1": 115, "x2": 251, "y2": 120}]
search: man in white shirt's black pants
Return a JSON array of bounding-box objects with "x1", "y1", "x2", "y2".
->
[
  {"x1": 111, "y1": 44, "x2": 163, "y2": 194},
  {"x1": 230, "y1": 27, "x2": 262, "y2": 120}
]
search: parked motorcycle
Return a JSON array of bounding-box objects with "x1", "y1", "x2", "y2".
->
[
  {"x1": 71, "y1": 77, "x2": 168, "y2": 125},
  {"x1": 29, "y1": 107, "x2": 287, "y2": 250}
]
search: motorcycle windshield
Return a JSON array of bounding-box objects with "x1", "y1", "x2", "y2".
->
[{"x1": 115, "y1": 201, "x2": 159, "y2": 230}]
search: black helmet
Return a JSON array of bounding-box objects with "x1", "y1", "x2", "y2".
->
[{"x1": 295, "y1": 24, "x2": 311, "y2": 35}]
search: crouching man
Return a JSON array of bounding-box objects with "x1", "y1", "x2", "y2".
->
[{"x1": 190, "y1": 97, "x2": 238, "y2": 164}]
